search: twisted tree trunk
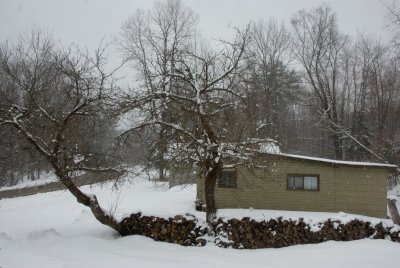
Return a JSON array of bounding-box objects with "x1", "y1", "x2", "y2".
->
[
  {"x1": 204, "y1": 160, "x2": 222, "y2": 224},
  {"x1": 53, "y1": 168, "x2": 127, "y2": 235}
]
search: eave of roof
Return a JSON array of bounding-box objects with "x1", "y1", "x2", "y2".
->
[{"x1": 269, "y1": 152, "x2": 398, "y2": 169}]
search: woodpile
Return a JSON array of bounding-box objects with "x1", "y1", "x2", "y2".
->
[
  {"x1": 215, "y1": 217, "x2": 400, "y2": 249},
  {"x1": 119, "y1": 213, "x2": 400, "y2": 248},
  {"x1": 119, "y1": 212, "x2": 208, "y2": 246}
]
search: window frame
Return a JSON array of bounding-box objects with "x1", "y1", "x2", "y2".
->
[
  {"x1": 286, "y1": 174, "x2": 320, "y2": 191},
  {"x1": 217, "y1": 170, "x2": 237, "y2": 188}
]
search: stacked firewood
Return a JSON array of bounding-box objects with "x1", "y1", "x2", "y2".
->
[
  {"x1": 119, "y1": 213, "x2": 399, "y2": 248},
  {"x1": 119, "y1": 212, "x2": 208, "y2": 246},
  {"x1": 215, "y1": 217, "x2": 400, "y2": 249}
]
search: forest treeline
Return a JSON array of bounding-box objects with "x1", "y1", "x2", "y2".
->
[{"x1": 1, "y1": 0, "x2": 400, "y2": 189}]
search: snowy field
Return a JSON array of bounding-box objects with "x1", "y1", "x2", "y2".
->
[
  {"x1": 0, "y1": 171, "x2": 57, "y2": 190},
  {"x1": 1, "y1": 176, "x2": 399, "y2": 268}
]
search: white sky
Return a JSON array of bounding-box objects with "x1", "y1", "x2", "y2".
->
[
  {"x1": 0, "y1": 0, "x2": 392, "y2": 84},
  {"x1": 0, "y1": 0, "x2": 392, "y2": 47}
]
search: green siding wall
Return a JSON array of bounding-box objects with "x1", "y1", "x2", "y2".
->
[
  {"x1": 196, "y1": 156, "x2": 389, "y2": 218},
  {"x1": 334, "y1": 166, "x2": 387, "y2": 217}
]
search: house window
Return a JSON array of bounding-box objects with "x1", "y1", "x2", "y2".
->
[
  {"x1": 218, "y1": 170, "x2": 237, "y2": 188},
  {"x1": 287, "y1": 175, "x2": 319, "y2": 190}
]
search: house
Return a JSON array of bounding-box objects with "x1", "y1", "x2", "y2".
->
[{"x1": 195, "y1": 153, "x2": 397, "y2": 218}]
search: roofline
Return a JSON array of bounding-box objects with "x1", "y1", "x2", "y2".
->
[{"x1": 267, "y1": 152, "x2": 398, "y2": 169}]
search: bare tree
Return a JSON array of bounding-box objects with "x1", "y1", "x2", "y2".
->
[
  {"x1": 291, "y1": 5, "x2": 349, "y2": 160},
  {"x1": 120, "y1": 27, "x2": 253, "y2": 223},
  {"x1": 379, "y1": 0, "x2": 400, "y2": 165},
  {"x1": 0, "y1": 31, "x2": 127, "y2": 234},
  {"x1": 384, "y1": 0, "x2": 400, "y2": 47},
  {"x1": 119, "y1": 0, "x2": 198, "y2": 180},
  {"x1": 367, "y1": 43, "x2": 400, "y2": 162},
  {"x1": 342, "y1": 34, "x2": 400, "y2": 163},
  {"x1": 244, "y1": 19, "x2": 300, "y2": 146}
]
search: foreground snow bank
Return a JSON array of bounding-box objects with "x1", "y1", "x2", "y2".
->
[{"x1": 1, "y1": 176, "x2": 399, "y2": 268}]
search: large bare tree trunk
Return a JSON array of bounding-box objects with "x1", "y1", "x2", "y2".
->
[
  {"x1": 157, "y1": 110, "x2": 168, "y2": 181},
  {"x1": 204, "y1": 162, "x2": 221, "y2": 224},
  {"x1": 387, "y1": 197, "x2": 400, "y2": 225},
  {"x1": 58, "y1": 172, "x2": 126, "y2": 235},
  {"x1": 332, "y1": 132, "x2": 342, "y2": 160}
]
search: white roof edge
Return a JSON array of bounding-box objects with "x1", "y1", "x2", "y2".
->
[{"x1": 274, "y1": 153, "x2": 398, "y2": 168}]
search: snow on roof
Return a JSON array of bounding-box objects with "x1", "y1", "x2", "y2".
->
[
  {"x1": 274, "y1": 152, "x2": 398, "y2": 168},
  {"x1": 250, "y1": 138, "x2": 396, "y2": 168},
  {"x1": 258, "y1": 141, "x2": 281, "y2": 154}
]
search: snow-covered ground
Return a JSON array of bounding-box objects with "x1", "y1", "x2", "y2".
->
[
  {"x1": 388, "y1": 183, "x2": 400, "y2": 198},
  {"x1": 0, "y1": 177, "x2": 399, "y2": 268},
  {"x1": 0, "y1": 171, "x2": 57, "y2": 190}
]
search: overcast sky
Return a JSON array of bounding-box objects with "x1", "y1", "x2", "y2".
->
[
  {"x1": 0, "y1": 0, "x2": 392, "y2": 48},
  {"x1": 0, "y1": 0, "x2": 393, "y2": 85}
]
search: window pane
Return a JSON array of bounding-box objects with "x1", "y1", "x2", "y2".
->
[
  {"x1": 288, "y1": 175, "x2": 304, "y2": 189},
  {"x1": 218, "y1": 171, "x2": 237, "y2": 188},
  {"x1": 294, "y1": 176, "x2": 303, "y2": 189},
  {"x1": 288, "y1": 176, "x2": 295, "y2": 189},
  {"x1": 304, "y1": 176, "x2": 318, "y2": 190}
]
